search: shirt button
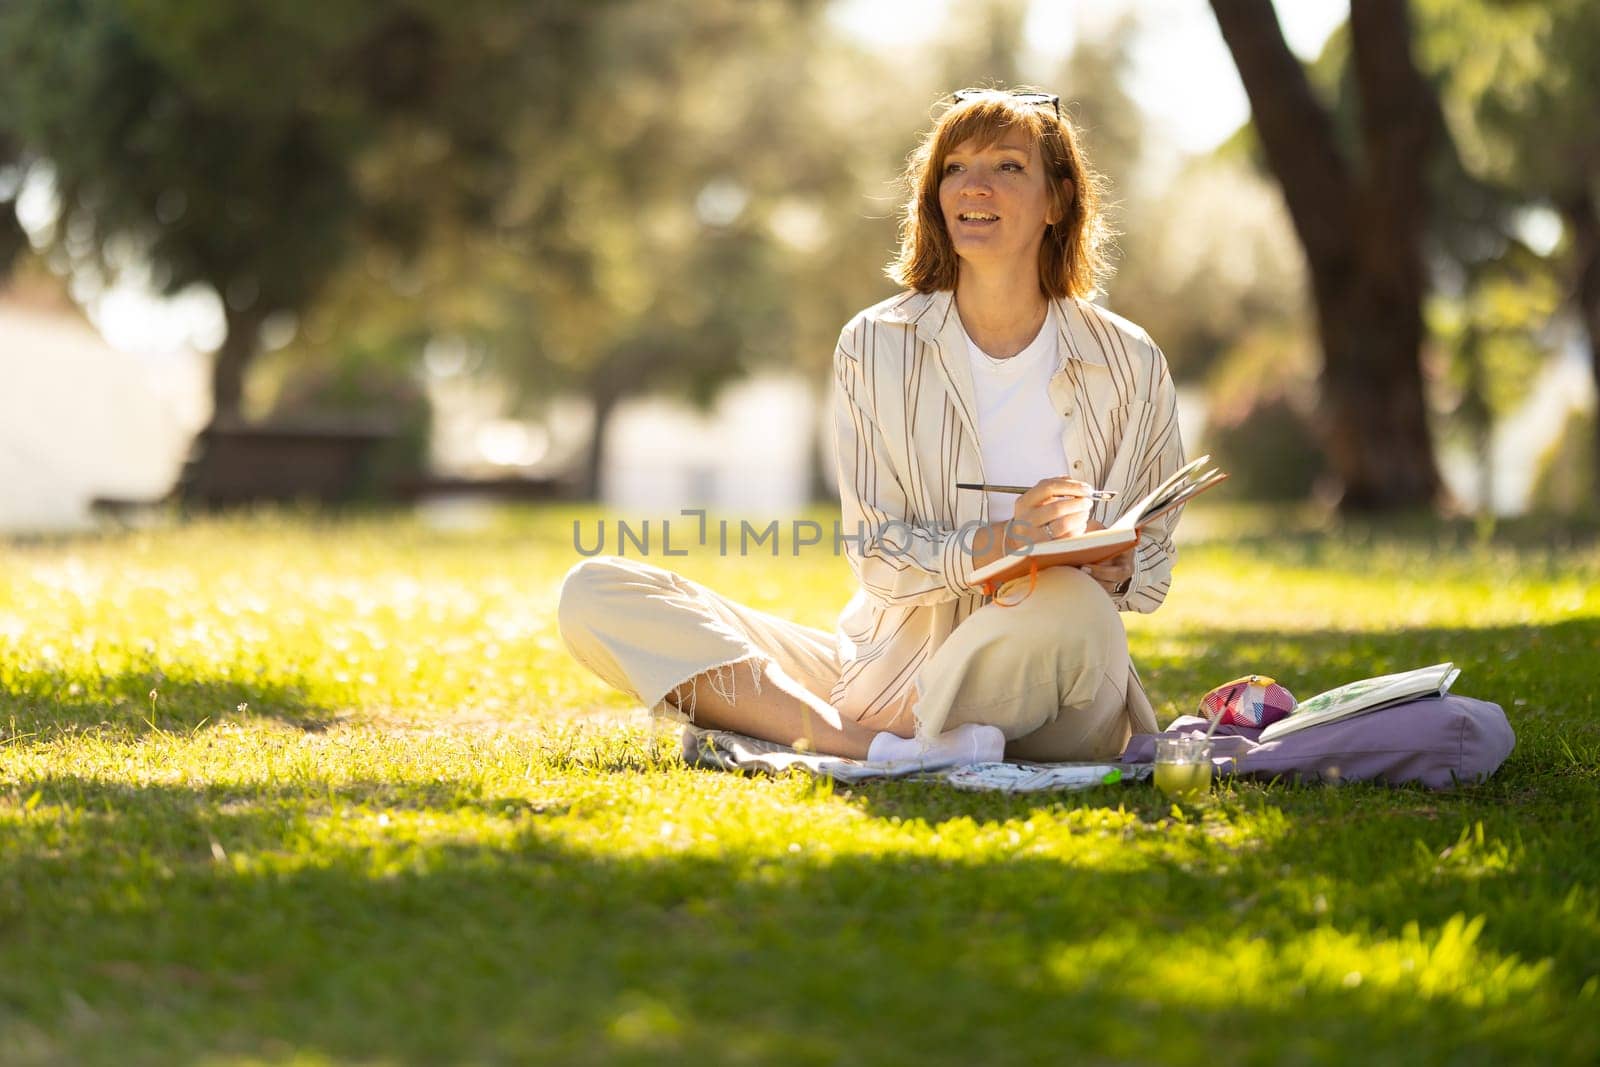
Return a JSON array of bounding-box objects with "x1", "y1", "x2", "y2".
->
[
  {"x1": 1073, "y1": 460, "x2": 1083, "y2": 470},
  {"x1": 1064, "y1": 408, "x2": 1073, "y2": 417}
]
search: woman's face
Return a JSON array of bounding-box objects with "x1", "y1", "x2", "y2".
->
[{"x1": 938, "y1": 133, "x2": 1064, "y2": 274}]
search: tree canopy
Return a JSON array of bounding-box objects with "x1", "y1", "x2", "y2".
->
[{"x1": 0, "y1": 0, "x2": 615, "y2": 421}]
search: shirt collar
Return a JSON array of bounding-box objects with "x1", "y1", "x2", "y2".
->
[{"x1": 873, "y1": 289, "x2": 1107, "y2": 366}]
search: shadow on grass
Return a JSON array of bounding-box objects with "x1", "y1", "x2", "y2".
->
[
  {"x1": 0, "y1": 668, "x2": 340, "y2": 737},
  {"x1": 3, "y1": 776, "x2": 1598, "y2": 1065}
]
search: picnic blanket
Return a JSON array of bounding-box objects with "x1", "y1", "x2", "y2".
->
[
  {"x1": 682, "y1": 692, "x2": 1513, "y2": 793},
  {"x1": 679, "y1": 725, "x2": 1152, "y2": 793}
]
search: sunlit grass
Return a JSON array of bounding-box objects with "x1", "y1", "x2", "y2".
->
[{"x1": 2, "y1": 505, "x2": 1598, "y2": 1064}]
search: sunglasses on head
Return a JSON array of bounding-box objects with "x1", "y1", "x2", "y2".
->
[{"x1": 951, "y1": 89, "x2": 1061, "y2": 119}]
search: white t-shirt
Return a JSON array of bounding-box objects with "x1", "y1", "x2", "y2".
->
[{"x1": 962, "y1": 305, "x2": 1068, "y2": 523}]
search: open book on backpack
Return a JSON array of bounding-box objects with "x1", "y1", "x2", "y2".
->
[
  {"x1": 970, "y1": 454, "x2": 1228, "y2": 593},
  {"x1": 1258, "y1": 663, "x2": 1463, "y2": 742}
]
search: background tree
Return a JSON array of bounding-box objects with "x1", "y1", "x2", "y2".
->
[
  {"x1": 0, "y1": 132, "x2": 27, "y2": 281},
  {"x1": 1416, "y1": 0, "x2": 1600, "y2": 499},
  {"x1": 244, "y1": 0, "x2": 913, "y2": 499},
  {"x1": 0, "y1": 0, "x2": 609, "y2": 430},
  {"x1": 336, "y1": 0, "x2": 892, "y2": 498},
  {"x1": 1208, "y1": 0, "x2": 1444, "y2": 512},
  {"x1": 1052, "y1": 14, "x2": 1145, "y2": 248}
]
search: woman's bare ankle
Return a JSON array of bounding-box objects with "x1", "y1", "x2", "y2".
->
[{"x1": 667, "y1": 659, "x2": 874, "y2": 759}]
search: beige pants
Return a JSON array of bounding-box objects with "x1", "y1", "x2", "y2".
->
[{"x1": 557, "y1": 556, "x2": 1157, "y2": 761}]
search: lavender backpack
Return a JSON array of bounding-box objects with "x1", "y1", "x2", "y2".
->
[{"x1": 1122, "y1": 694, "x2": 1515, "y2": 790}]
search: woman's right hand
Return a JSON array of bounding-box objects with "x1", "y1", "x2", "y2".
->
[{"x1": 1005, "y1": 477, "x2": 1098, "y2": 550}]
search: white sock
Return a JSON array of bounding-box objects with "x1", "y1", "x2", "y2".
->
[{"x1": 867, "y1": 723, "x2": 1006, "y2": 765}]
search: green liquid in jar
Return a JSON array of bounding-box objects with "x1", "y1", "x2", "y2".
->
[{"x1": 1154, "y1": 760, "x2": 1212, "y2": 799}]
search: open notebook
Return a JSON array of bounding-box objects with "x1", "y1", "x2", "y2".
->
[
  {"x1": 969, "y1": 454, "x2": 1227, "y2": 593},
  {"x1": 1258, "y1": 663, "x2": 1462, "y2": 742}
]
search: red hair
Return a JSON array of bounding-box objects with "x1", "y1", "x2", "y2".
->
[{"x1": 887, "y1": 88, "x2": 1112, "y2": 298}]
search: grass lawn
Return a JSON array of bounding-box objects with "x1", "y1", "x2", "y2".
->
[{"x1": 2, "y1": 506, "x2": 1598, "y2": 1065}]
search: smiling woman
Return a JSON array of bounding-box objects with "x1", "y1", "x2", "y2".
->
[
  {"x1": 892, "y1": 88, "x2": 1110, "y2": 308},
  {"x1": 558, "y1": 87, "x2": 1188, "y2": 766}
]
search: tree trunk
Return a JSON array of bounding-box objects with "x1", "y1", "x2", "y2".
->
[
  {"x1": 581, "y1": 386, "x2": 619, "y2": 502},
  {"x1": 1312, "y1": 266, "x2": 1442, "y2": 510},
  {"x1": 1455, "y1": 323, "x2": 1494, "y2": 515},
  {"x1": 0, "y1": 134, "x2": 23, "y2": 281},
  {"x1": 0, "y1": 201, "x2": 26, "y2": 282},
  {"x1": 1562, "y1": 191, "x2": 1600, "y2": 502},
  {"x1": 210, "y1": 303, "x2": 266, "y2": 428},
  {"x1": 1209, "y1": 0, "x2": 1443, "y2": 511},
  {"x1": 807, "y1": 382, "x2": 835, "y2": 505}
]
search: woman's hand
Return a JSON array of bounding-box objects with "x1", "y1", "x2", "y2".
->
[
  {"x1": 966, "y1": 479, "x2": 1132, "y2": 594},
  {"x1": 1081, "y1": 543, "x2": 1134, "y2": 597},
  {"x1": 1077, "y1": 516, "x2": 1133, "y2": 595},
  {"x1": 1005, "y1": 477, "x2": 1098, "y2": 551}
]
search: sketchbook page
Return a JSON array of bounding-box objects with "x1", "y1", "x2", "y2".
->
[
  {"x1": 1141, "y1": 458, "x2": 1221, "y2": 516},
  {"x1": 1113, "y1": 466, "x2": 1225, "y2": 532},
  {"x1": 1108, "y1": 454, "x2": 1207, "y2": 529},
  {"x1": 1135, "y1": 471, "x2": 1229, "y2": 529},
  {"x1": 1258, "y1": 663, "x2": 1460, "y2": 742},
  {"x1": 1109, "y1": 454, "x2": 1214, "y2": 530}
]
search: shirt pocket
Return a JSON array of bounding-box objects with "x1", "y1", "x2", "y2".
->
[{"x1": 1068, "y1": 401, "x2": 1140, "y2": 486}]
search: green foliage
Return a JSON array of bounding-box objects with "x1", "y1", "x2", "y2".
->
[
  {"x1": 1429, "y1": 269, "x2": 1563, "y2": 441},
  {"x1": 1205, "y1": 395, "x2": 1328, "y2": 502},
  {"x1": 1112, "y1": 157, "x2": 1310, "y2": 384},
  {"x1": 0, "y1": 0, "x2": 617, "y2": 415},
  {"x1": 0, "y1": 130, "x2": 27, "y2": 278},
  {"x1": 1530, "y1": 408, "x2": 1598, "y2": 515},
  {"x1": 1202, "y1": 322, "x2": 1328, "y2": 501},
  {"x1": 0, "y1": 0, "x2": 362, "y2": 308},
  {"x1": 1210, "y1": 0, "x2": 1598, "y2": 486},
  {"x1": 1411, "y1": 0, "x2": 1600, "y2": 493},
  {"x1": 1419, "y1": 0, "x2": 1600, "y2": 200},
  {"x1": 2, "y1": 508, "x2": 1599, "y2": 1062},
  {"x1": 250, "y1": 0, "x2": 910, "y2": 495}
]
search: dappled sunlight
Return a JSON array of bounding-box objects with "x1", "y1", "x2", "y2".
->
[
  {"x1": 3, "y1": 0, "x2": 1597, "y2": 1051},
  {"x1": 4, "y1": 760, "x2": 1590, "y2": 1063},
  {"x1": 5, "y1": 718, "x2": 1298, "y2": 881},
  {"x1": 0, "y1": 518, "x2": 626, "y2": 727},
  {"x1": 1143, "y1": 550, "x2": 1600, "y2": 635},
  {"x1": 3, "y1": 512, "x2": 1598, "y2": 1063},
  {"x1": 1045, "y1": 913, "x2": 1557, "y2": 1020}
]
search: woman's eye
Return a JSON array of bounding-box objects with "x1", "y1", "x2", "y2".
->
[
  {"x1": 1000, "y1": 161, "x2": 1024, "y2": 172},
  {"x1": 944, "y1": 162, "x2": 964, "y2": 174}
]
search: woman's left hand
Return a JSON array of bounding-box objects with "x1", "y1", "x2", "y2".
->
[{"x1": 1080, "y1": 519, "x2": 1133, "y2": 597}]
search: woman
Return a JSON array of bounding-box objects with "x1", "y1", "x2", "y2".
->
[{"x1": 558, "y1": 87, "x2": 1184, "y2": 764}]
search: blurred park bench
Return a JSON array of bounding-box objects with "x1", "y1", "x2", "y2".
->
[{"x1": 92, "y1": 421, "x2": 575, "y2": 515}]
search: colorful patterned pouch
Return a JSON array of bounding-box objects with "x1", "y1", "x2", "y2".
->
[{"x1": 1198, "y1": 674, "x2": 1298, "y2": 729}]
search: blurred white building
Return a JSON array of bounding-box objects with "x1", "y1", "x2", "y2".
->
[
  {"x1": 0, "y1": 287, "x2": 206, "y2": 532},
  {"x1": 603, "y1": 374, "x2": 821, "y2": 514}
]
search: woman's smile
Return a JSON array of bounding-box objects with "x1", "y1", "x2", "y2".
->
[
  {"x1": 939, "y1": 136, "x2": 1055, "y2": 259},
  {"x1": 956, "y1": 210, "x2": 1000, "y2": 225}
]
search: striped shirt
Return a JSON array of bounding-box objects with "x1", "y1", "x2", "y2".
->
[{"x1": 828, "y1": 287, "x2": 1186, "y2": 724}]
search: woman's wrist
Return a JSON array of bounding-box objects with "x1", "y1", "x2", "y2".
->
[{"x1": 967, "y1": 519, "x2": 1017, "y2": 571}]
